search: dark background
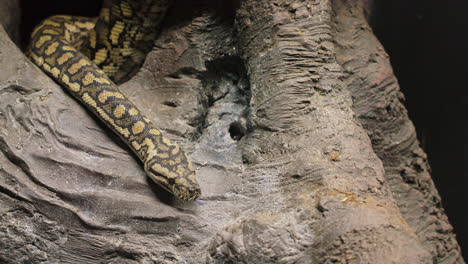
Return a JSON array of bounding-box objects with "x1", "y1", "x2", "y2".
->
[
  {"x1": 372, "y1": 0, "x2": 467, "y2": 259},
  {"x1": 19, "y1": 0, "x2": 467, "y2": 259},
  {"x1": 20, "y1": 0, "x2": 101, "y2": 48}
]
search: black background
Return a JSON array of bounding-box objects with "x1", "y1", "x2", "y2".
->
[
  {"x1": 373, "y1": 0, "x2": 467, "y2": 259},
  {"x1": 20, "y1": 0, "x2": 467, "y2": 259},
  {"x1": 20, "y1": 0, "x2": 101, "y2": 48}
]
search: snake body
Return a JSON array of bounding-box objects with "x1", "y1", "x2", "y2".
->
[{"x1": 28, "y1": 0, "x2": 201, "y2": 201}]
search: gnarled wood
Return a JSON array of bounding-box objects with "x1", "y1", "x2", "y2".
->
[{"x1": 0, "y1": 0, "x2": 463, "y2": 263}]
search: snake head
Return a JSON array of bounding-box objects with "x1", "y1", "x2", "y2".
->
[{"x1": 144, "y1": 159, "x2": 201, "y2": 201}]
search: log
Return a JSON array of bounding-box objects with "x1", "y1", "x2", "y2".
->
[{"x1": 0, "y1": 0, "x2": 463, "y2": 263}]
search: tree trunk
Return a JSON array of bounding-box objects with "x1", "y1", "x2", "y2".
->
[{"x1": 0, "y1": 0, "x2": 463, "y2": 263}]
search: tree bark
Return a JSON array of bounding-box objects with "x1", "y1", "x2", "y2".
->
[
  {"x1": 333, "y1": 1, "x2": 464, "y2": 263},
  {"x1": 0, "y1": 0, "x2": 463, "y2": 263}
]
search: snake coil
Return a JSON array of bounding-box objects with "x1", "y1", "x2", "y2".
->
[{"x1": 28, "y1": 0, "x2": 201, "y2": 201}]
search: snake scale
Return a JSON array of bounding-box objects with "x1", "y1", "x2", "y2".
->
[{"x1": 27, "y1": 0, "x2": 201, "y2": 201}]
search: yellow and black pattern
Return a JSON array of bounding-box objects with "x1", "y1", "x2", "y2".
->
[
  {"x1": 82, "y1": 0, "x2": 170, "y2": 84},
  {"x1": 28, "y1": 0, "x2": 201, "y2": 201}
]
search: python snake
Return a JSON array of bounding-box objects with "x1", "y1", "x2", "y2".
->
[{"x1": 27, "y1": 0, "x2": 201, "y2": 201}]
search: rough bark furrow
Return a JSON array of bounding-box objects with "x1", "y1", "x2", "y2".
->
[
  {"x1": 332, "y1": 1, "x2": 464, "y2": 263},
  {"x1": 209, "y1": 0, "x2": 432, "y2": 263}
]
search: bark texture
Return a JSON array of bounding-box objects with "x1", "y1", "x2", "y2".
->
[
  {"x1": 0, "y1": 0, "x2": 463, "y2": 263},
  {"x1": 333, "y1": 2, "x2": 464, "y2": 263}
]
